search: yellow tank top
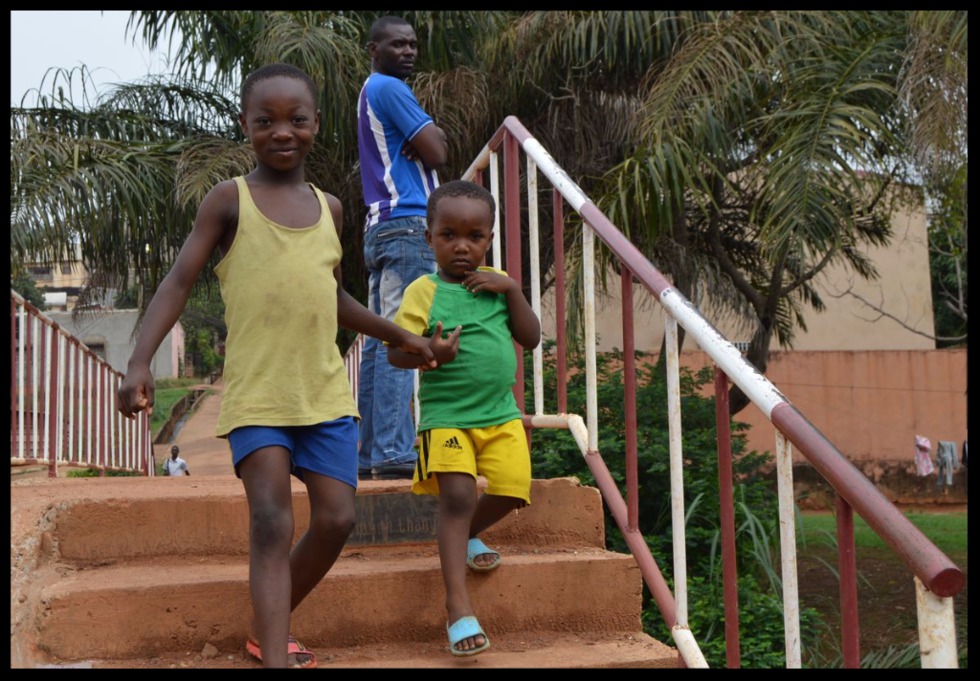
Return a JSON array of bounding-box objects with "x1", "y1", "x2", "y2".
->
[{"x1": 213, "y1": 176, "x2": 358, "y2": 437}]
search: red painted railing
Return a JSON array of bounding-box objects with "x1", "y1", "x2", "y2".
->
[
  {"x1": 10, "y1": 290, "x2": 155, "y2": 477},
  {"x1": 342, "y1": 116, "x2": 964, "y2": 668}
]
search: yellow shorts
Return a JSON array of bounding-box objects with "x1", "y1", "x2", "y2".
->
[{"x1": 413, "y1": 419, "x2": 531, "y2": 505}]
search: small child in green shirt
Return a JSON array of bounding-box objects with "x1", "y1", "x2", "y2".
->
[{"x1": 388, "y1": 179, "x2": 541, "y2": 657}]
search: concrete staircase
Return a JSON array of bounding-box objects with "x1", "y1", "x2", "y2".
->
[{"x1": 11, "y1": 475, "x2": 678, "y2": 669}]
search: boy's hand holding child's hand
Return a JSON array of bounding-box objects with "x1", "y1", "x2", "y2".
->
[
  {"x1": 423, "y1": 321, "x2": 462, "y2": 371},
  {"x1": 395, "y1": 331, "x2": 439, "y2": 369}
]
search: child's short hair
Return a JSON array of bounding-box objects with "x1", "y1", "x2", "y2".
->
[
  {"x1": 240, "y1": 63, "x2": 318, "y2": 111},
  {"x1": 426, "y1": 180, "x2": 496, "y2": 227}
]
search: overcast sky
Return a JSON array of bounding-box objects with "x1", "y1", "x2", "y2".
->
[{"x1": 10, "y1": 11, "x2": 173, "y2": 106}]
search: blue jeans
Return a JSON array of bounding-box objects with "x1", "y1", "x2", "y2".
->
[{"x1": 358, "y1": 216, "x2": 436, "y2": 470}]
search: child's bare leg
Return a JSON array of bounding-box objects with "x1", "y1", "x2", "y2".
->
[
  {"x1": 436, "y1": 472, "x2": 486, "y2": 653},
  {"x1": 289, "y1": 472, "x2": 356, "y2": 607},
  {"x1": 468, "y1": 493, "x2": 523, "y2": 568},
  {"x1": 239, "y1": 446, "x2": 295, "y2": 668}
]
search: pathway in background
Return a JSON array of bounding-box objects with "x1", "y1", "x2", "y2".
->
[{"x1": 155, "y1": 381, "x2": 231, "y2": 476}]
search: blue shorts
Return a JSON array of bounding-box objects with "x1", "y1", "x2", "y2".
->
[{"x1": 227, "y1": 417, "x2": 359, "y2": 488}]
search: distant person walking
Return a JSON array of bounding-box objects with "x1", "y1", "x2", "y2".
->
[
  {"x1": 163, "y1": 445, "x2": 190, "y2": 476},
  {"x1": 356, "y1": 15, "x2": 448, "y2": 480}
]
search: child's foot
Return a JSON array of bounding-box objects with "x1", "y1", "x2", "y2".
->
[
  {"x1": 466, "y1": 537, "x2": 501, "y2": 572},
  {"x1": 447, "y1": 615, "x2": 490, "y2": 657},
  {"x1": 245, "y1": 632, "x2": 317, "y2": 668}
]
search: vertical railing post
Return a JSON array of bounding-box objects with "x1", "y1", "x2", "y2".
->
[
  {"x1": 10, "y1": 296, "x2": 16, "y2": 460},
  {"x1": 775, "y1": 432, "x2": 802, "y2": 667},
  {"x1": 714, "y1": 367, "x2": 740, "y2": 667},
  {"x1": 621, "y1": 265, "x2": 638, "y2": 531},
  {"x1": 916, "y1": 576, "x2": 959, "y2": 668},
  {"x1": 526, "y1": 155, "x2": 544, "y2": 417},
  {"x1": 552, "y1": 189, "x2": 567, "y2": 414},
  {"x1": 664, "y1": 315, "x2": 688, "y2": 621},
  {"x1": 55, "y1": 330, "x2": 66, "y2": 469},
  {"x1": 30, "y1": 314, "x2": 39, "y2": 462},
  {"x1": 503, "y1": 130, "x2": 524, "y2": 413},
  {"x1": 45, "y1": 320, "x2": 56, "y2": 476},
  {"x1": 836, "y1": 495, "x2": 861, "y2": 667},
  {"x1": 489, "y1": 152, "x2": 502, "y2": 269}
]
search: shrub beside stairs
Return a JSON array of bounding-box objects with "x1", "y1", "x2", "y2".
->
[{"x1": 11, "y1": 475, "x2": 679, "y2": 668}]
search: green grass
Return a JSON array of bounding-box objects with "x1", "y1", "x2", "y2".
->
[
  {"x1": 799, "y1": 509, "x2": 968, "y2": 555},
  {"x1": 797, "y1": 509, "x2": 968, "y2": 669},
  {"x1": 150, "y1": 377, "x2": 201, "y2": 438},
  {"x1": 66, "y1": 467, "x2": 141, "y2": 478}
]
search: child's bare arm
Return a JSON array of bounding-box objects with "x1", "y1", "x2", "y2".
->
[
  {"x1": 117, "y1": 182, "x2": 236, "y2": 418},
  {"x1": 389, "y1": 322, "x2": 461, "y2": 370},
  {"x1": 461, "y1": 270, "x2": 541, "y2": 350},
  {"x1": 329, "y1": 194, "x2": 437, "y2": 368}
]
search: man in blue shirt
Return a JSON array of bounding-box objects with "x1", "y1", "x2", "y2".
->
[{"x1": 357, "y1": 15, "x2": 448, "y2": 480}]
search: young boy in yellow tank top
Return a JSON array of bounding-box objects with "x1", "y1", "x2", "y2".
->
[
  {"x1": 117, "y1": 63, "x2": 454, "y2": 669},
  {"x1": 388, "y1": 180, "x2": 542, "y2": 657}
]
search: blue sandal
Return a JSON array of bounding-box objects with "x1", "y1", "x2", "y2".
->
[
  {"x1": 447, "y1": 616, "x2": 490, "y2": 657},
  {"x1": 466, "y1": 537, "x2": 501, "y2": 572}
]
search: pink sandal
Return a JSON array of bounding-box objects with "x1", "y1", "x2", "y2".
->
[{"x1": 245, "y1": 635, "x2": 317, "y2": 668}]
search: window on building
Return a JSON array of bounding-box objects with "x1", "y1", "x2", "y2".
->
[
  {"x1": 84, "y1": 342, "x2": 106, "y2": 362},
  {"x1": 29, "y1": 266, "x2": 53, "y2": 282}
]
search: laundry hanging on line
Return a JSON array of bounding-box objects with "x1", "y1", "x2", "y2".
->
[
  {"x1": 914, "y1": 434, "x2": 934, "y2": 477},
  {"x1": 935, "y1": 440, "x2": 960, "y2": 488}
]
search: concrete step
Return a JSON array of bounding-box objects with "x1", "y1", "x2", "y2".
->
[
  {"x1": 12, "y1": 475, "x2": 679, "y2": 668},
  {"x1": 47, "y1": 477, "x2": 608, "y2": 563},
  {"x1": 81, "y1": 631, "x2": 679, "y2": 669},
  {"x1": 37, "y1": 547, "x2": 648, "y2": 660}
]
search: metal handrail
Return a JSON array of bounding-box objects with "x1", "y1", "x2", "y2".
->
[
  {"x1": 458, "y1": 116, "x2": 962, "y2": 668},
  {"x1": 10, "y1": 289, "x2": 154, "y2": 477}
]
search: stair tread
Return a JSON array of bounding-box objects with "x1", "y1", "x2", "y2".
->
[
  {"x1": 14, "y1": 476, "x2": 674, "y2": 669},
  {"x1": 77, "y1": 631, "x2": 678, "y2": 669},
  {"x1": 44, "y1": 545, "x2": 631, "y2": 594}
]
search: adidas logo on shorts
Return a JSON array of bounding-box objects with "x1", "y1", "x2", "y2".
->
[{"x1": 443, "y1": 436, "x2": 464, "y2": 450}]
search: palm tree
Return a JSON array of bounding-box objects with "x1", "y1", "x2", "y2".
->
[
  {"x1": 11, "y1": 12, "x2": 505, "y2": 343},
  {"x1": 482, "y1": 11, "x2": 967, "y2": 413},
  {"x1": 11, "y1": 11, "x2": 966, "y2": 378}
]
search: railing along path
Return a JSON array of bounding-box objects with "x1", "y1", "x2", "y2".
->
[
  {"x1": 345, "y1": 115, "x2": 963, "y2": 668},
  {"x1": 10, "y1": 290, "x2": 154, "y2": 477}
]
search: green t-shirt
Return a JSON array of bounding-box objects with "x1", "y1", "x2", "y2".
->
[{"x1": 393, "y1": 268, "x2": 520, "y2": 431}]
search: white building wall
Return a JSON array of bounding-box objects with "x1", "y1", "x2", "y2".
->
[{"x1": 47, "y1": 309, "x2": 183, "y2": 379}]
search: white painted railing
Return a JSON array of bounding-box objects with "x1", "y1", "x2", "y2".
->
[
  {"x1": 10, "y1": 289, "x2": 155, "y2": 476},
  {"x1": 344, "y1": 115, "x2": 964, "y2": 668}
]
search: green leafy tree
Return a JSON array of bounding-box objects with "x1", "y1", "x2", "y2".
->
[
  {"x1": 179, "y1": 282, "x2": 227, "y2": 377},
  {"x1": 10, "y1": 266, "x2": 47, "y2": 311},
  {"x1": 926, "y1": 166, "x2": 968, "y2": 347},
  {"x1": 485, "y1": 11, "x2": 967, "y2": 411},
  {"x1": 11, "y1": 10, "x2": 966, "y2": 386}
]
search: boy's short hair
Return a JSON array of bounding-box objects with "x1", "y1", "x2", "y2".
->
[
  {"x1": 426, "y1": 180, "x2": 496, "y2": 227},
  {"x1": 240, "y1": 63, "x2": 318, "y2": 111}
]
